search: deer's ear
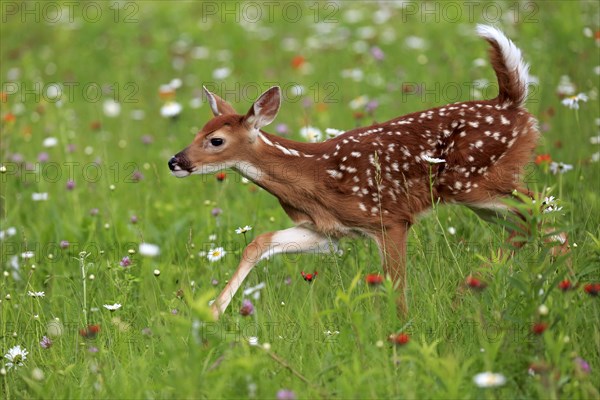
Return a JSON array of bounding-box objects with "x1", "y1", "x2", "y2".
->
[
  {"x1": 244, "y1": 86, "x2": 281, "y2": 131},
  {"x1": 203, "y1": 86, "x2": 237, "y2": 116}
]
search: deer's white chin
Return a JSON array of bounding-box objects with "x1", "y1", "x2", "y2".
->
[{"x1": 171, "y1": 169, "x2": 191, "y2": 178}]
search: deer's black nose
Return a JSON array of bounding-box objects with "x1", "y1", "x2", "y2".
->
[{"x1": 168, "y1": 156, "x2": 178, "y2": 171}]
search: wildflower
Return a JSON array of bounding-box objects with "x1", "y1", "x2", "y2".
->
[
  {"x1": 561, "y1": 93, "x2": 588, "y2": 109},
  {"x1": 103, "y1": 99, "x2": 121, "y2": 117},
  {"x1": 465, "y1": 276, "x2": 487, "y2": 290},
  {"x1": 27, "y1": 291, "x2": 45, "y2": 297},
  {"x1": 299, "y1": 126, "x2": 322, "y2": 142},
  {"x1": 325, "y1": 128, "x2": 345, "y2": 138},
  {"x1": 240, "y1": 299, "x2": 255, "y2": 316},
  {"x1": 243, "y1": 282, "x2": 265, "y2": 299},
  {"x1": 89, "y1": 208, "x2": 99, "y2": 216},
  {"x1": 558, "y1": 279, "x2": 573, "y2": 291},
  {"x1": 473, "y1": 372, "x2": 507, "y2": 388},
  {"x1": 103, "y1": 303, "x2": 122, "y2": 311},
  {"x1": 65, "y1": 179, "x2": 75, "y2": 190},
  {"x1": 369, "y1": 46, "x2": 385, "y2": 61},
  {"x1": 130, "y1": 215, "x2": 138, "y2": 224},
  {"x1": 40, "y1": 336, "x2": 52, "y2": 349},
  {"x1": 365, "y1": 99, "x2": 379, "y2": 114},
  {"x1": 349, "y1": 95, "x2": 369, "y2": 110},
  {"x1": 4, "y1": 345, "x2": 28, "y2": 369},
  {"x1": 119, "y1": 256, "x2": 131, "y2": 268},
  {"x1": 574, "y1": 357, "x2": 591, "y2": 374},
  {"x1": 276, "y1": 123, "x2": 289, "y2": 135},
  {"x1": 211, "y1": 207, "x2": 222, "y2": 217},
  {"x1": 160, "y1": 101, "x2": 182, "y2": 118},
  {"x1": 38, "y1": 152, "x2": 49, "y2": 162},
  {"x1": 584, "y1": 283, "x2": 600, "y2": 296},
  {"x1": 207, "y1": 247, "x2": 226, "y2": 262},
  {"x1": 215, "y1": 172, "x2": 226, "y2": 182},
  {"x1": 32, "y1": 192, "x2": 48, "y2": 201},
  {"x1": 153, "y1": 269, "x2": 161, "y2": 277},
  {"x1": 291, "y1": 55, "x2": 305, "y2": 69},
  {"x1": 532, "y1": 322, "x2": 548, "y2": 335},
  {"x1": 365, "y1": 274, "x2": 384, "y2": 286},
  {"x1": 549, "y1": 161, "x2": 573, "y2": 174},
  {"x1": 538, "y1": 304, "x2": 549, "y2": 316},
  {"x1": 405, "y1": 35, "x2": 427, "y2": 50},
  {"x1": 422, "y1": 154, "x2": 446, "y2": 164},
  {"x1": 535, "y1": 154, "x2": 552, "y2": 166},
  {"x1": 276, "y1": 390, "x2": 297, "y2": 400},
  {"x1": 80, "y1": 325, "x2": 100, "y2": 339},
  {"x1": 212, "y1": 67, "x2": 231, "y2": 80},
  {"x1": 139, "y1": 243, "x2": 160, "y2": 257},
  {"x1": 88, "y1": 346, "x2": 99, "y2": 353},
  {"x1": 300, "y1": 271, "x2": 317, "y2": 282},
  {"x1": 235, "y1": 225, "x2": 253, "y2": 234},
  {"x1": 248, "y1": 336, "x2": 259, "y2": 346},
  {"x1": 42, "y1": 137, "x2": 58, "y2": 148},
  {"x1": 211, "y1": 278, "x2": 219, "y2": 286},
  {"x1": 60, "y1": 240, "x2": 69, "y2": 249},
  {"x1": 208, "y1": 234, "x2": 217, "y2": 241},
  {"x1": 556, "y1": 75, "x2": 575, "y2": 96},
  {"x1": 388, "y1": 333, "x2": 410, "y2": 346}
]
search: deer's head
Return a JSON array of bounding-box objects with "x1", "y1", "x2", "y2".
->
[{"x1": 168, "y1": 86, "x2": 281, "y2": 177}]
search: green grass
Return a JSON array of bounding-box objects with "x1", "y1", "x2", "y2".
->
[{"x1": 1, "y1": 1, "x2": 599, "y2": 399}]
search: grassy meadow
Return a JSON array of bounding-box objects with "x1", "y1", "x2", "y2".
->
[{"x1": 1, "y1": 1, "x2": 599, "y2": 398}]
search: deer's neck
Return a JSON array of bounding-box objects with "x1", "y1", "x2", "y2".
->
[{"x1": 235, "y1": 132, "x2": 327, "y2": 201}]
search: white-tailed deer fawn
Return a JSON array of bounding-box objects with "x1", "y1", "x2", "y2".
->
[{"x1": 169, "y1": 25, "x2": 561, "y2": 319}]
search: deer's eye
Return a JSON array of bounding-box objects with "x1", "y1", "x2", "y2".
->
[{"x1": 210, "y1": 138, "x2": 224, "y2": 147}]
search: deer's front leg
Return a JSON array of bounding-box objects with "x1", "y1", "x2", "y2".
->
[
  {"x1": 373, "y1": 223, "x2": 411, "y2": 316},
  {"x1": 211, "y1": 226, "x2": 336, "y2": 319}
]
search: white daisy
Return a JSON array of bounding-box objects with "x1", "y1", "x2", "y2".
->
[
  {"x1": 32, "y1": 192, "x2": 48, "y2": 201},
  {"x1": 349, "y1": 95, "x2": 369, "y2": 110},
  {"x1": 161, "y1": 101, "x2": 182, "y2": 118},
  {"x1": 248, "y1": 336, "x2": 259, "y2": 346},
  {"x1": 207, "y1": 247, "x2": 226, "y2": 262},
  {"x1": 549, "y1": 162, "x2": 573, "y2": 175},
  {"x1": 139, "y1": 243, "x2": 160, "y2": 257},
  {"x1": 422, "y1": 154, "x2": 446, "y2": 164},
  {"x1": 4, "y1": 345, "x2": 28, "y2": 370},
  {"x1": 235, "y1": 226, "x2": 253, "y2": 234},
  {"x1": 103, "y1": 303, "x2": 122, "y2": 311},
  {"x1": 27, "y1": 291, "x2": 45, "y2": 298},
  {"x1": 325, "y1": 128, "x2": 345, "y2": 138},
  {"x1": 299, "y1": 126, "x2": 322, "y2": 143},
  {"x1": 42, "y1": 137, "x2": 58, "y2": 148},
  {"x1": 561, "y1": 93, "x2": 588, "y2": 109},
  {"x1": 473, "y1": 372, "x2": 507, "y2": 388},
  {"x1": 21, "y1": 251, "x2": 34, "y2": 259},
  {"x1": 103, "y1": 99, "x2": 121, "y2": 117},
  {"x1": 208, "y1": 234, "x2": 217, "y2": 241},
  {"x1": 212, "y1": 67, "x2": 231, "y2": 80}
]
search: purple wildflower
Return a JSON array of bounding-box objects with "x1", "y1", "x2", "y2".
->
[
  {"x1": 40, "y1": 336, "x2": 52, "y2": 349},
  {"x1": 66, "y1": 144, "x2": 76, "y2": 153},
  {"x1": 119, "y1": 256, "x2": 131, "y2": 268},
  {"x1": 240, "y1": 299, "x2": 254, "y2": 316},
  {"x1": 131, "y1": 171, "x2": 144, "y2": 182},
  {"x1": 89, "y1": 208, "x2": 99, "y2": 216},
  {"x1": 276, "y1": 123, "x2": 289, "y2": 136},
  {"x1": 88, "y1": 346, "x2": 99, "y2": 353},
  {"x1": 370, "y1": 46, "x2": 385, "y2": 61},
  {"x1": 211, "y1": 207, "x2": 222, "y2": 217},
  {"x1": 141, "y1": 135, "x2": 154, "y2": 145},
  {"x1": 130, "y1": 215, "x2": 138, "y2": 224},
  {"x1": 575, "y1": 357, "x2": 591, "y2": 374},
  {"x1": 365, "y1": 99, "x2": 379, "y2": 114},
  {"x1": 60, "y1": 240, "x2": 69, "y2": 249},
  {"x1": 276, "y1": 389, "x2": 297, "y2": 400},
  {"x1": 211, "y1": 278, "x2": 219, "y2": 286},
  {"x1": 37, "y1": 152, "x2": 49, "y2": 162},
  {"x1": 66, "y1": 180, "x2": 75, "y2": 190}
]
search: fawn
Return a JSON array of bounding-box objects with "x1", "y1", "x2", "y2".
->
[{"x1": 169, "y1": 25, "x2": 560, "y2": 319}]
